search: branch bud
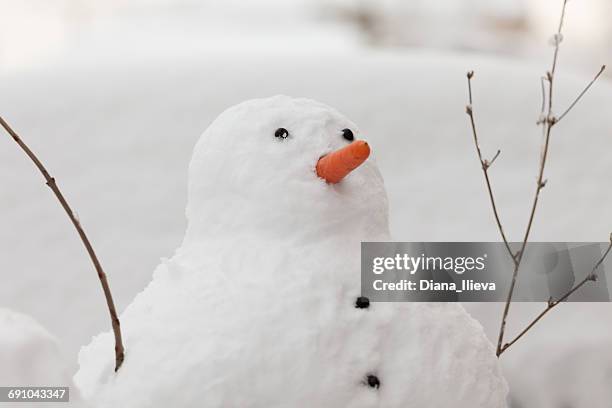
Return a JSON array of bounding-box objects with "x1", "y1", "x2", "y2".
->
[{"x1": 548, "y1": 33, "x2": 564, "y2": 47}]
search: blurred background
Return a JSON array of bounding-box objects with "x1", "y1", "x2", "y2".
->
[
  {"x1": 1, "y1": 0, "x2": 611, "y2": 74},
  {"x1": 1, "y1": 1, "x2": 611, "y2": 408}
]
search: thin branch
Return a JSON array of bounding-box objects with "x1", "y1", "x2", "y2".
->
[
  {"x1": 557, "y1": 65, "x2": 606, "y2": 123},
  {"x1": 465, "y1": 72, "x2": 515, "y2": 262},
  {"x1": 537, "y1": 76, "x2": 548, "y2": 125},
  {"x1": 0, "y1": 116, "x2": 125, "y2": 372},
  {"x1": 496, "y1": 0, "x2": 568, "y2": 357},
  {"x1": 540, "y1": 76, "x2": 547, "y2": 118},
  {"x1": 500, "y1": 239, "x2": 612, "y2": 354},
  {"x1": 486, "y1": 149, "x2": 501, "y2": 169},
  {"x1": 495, "y1": 0, "x2": 605, "y2": 357}
]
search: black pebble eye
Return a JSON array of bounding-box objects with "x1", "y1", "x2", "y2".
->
[
  {"x1": 342, "y1": 128, "x2": 354, "y2": 141},
  {"x1": 366, "y1": 374, "x2": 380, "y2": 389},
  {"x1": 275, "y1": 128, "x2": 289, "y2": 139},
  {"x1": 355, "y1": 296, "x2": 370, "y2": 309}
]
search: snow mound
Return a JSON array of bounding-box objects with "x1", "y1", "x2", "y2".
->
[
  {"x1": 506, "y1": 339, "x2": 612, "y2": 408},
  {"x1": 0, "y1": 308, "x2": 69, "y2": 386},
  {"x1": 75, "y1": 96, "x2": 507, "y2": 407}
]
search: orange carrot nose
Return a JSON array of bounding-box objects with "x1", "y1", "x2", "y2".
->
[{"x1": 316, "y1": 140, "x2": 370, "y2": 184}]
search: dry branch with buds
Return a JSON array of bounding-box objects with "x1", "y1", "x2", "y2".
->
[
  {"x1": 464, "y1": 0, "x2": 610, "y2": 357},
  {"x1": 499, "y1": 236, "x2": 612, "y2": 354},
  {"x1": 0, "y1": 116, "x2": 125, "y2": 372}
]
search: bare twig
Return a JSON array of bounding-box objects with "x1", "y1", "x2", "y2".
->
[
  {"x1": 499, "y1": 239, "x2": 612, "y2": 354},
  {"x1": 0, "y1": 116, "x2": 125, "y2": 372},
  {"x1": 495, "y1": 0, "x2": 569, "y2": 358},
  {"x1": 486, "y1": 149, "x2": 501, "y2": 169},
  {"x1": 465, "y1": 0, "x2": 606, "y2": 357},
  {"x1": 557, "y1": 65, "x2": 606, "y2": 123},
  {"x1": 539, "y1": 76, "x2": 547, "y2": 119},
  {"x1": 465, "y1": 72, "x2": 515, "y2": 262}
]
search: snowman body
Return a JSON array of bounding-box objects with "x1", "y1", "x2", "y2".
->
[{"x1": 75, "y1": 96, "x2": 507, "y2": 407}]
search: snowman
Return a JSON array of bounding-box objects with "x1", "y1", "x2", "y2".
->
[{"x1": 75, "y1": 96, "x2": 507, "y2": 407}]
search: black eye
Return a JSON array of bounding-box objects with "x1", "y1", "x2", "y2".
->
[
  {"x1": 342, "y1": 128, "x2": 354, "y2": 141},
  {"x1": 275, "y1": 128, "x2": 289, "y2": 139},
  {"x1": 365, "y1": 374, "x2": 380, "y2": 389}
]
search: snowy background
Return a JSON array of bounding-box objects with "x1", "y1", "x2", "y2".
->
[{"x1": 1, "y1": 1, "x2": 611, "y2": 407}]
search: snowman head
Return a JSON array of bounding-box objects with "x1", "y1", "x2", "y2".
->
[{"x1": 184, "y1": 96, "x2": 389, "y2": 244}]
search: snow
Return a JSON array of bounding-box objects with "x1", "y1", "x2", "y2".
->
[
  {"x1": 0, "y1": 309, "x2": 90, "y2": 407},
  {"x1": 3, "y1": 0, "x2": 610, "y2": 76},
  {"x1": 1, "y1": 50, "x2": 611, "y2": 406},
  {"x1": 0, "y1": 0, "x2": 359, "y2": 74},
  {"x1": 74, "y1": 96, "x2": 507, "y2": 407},
  {"x1": 0, "y1": 308, "x2": 68, "y2": 387},
  {"x1": 463, "y1": 302, "x2": 612, "y2": 408},
  {"x1": 506, "y1": 339, "x2": 612, "y2": 408},
  {"x1": 182, "y1": 97, "x2": 387, "y2": 243}
]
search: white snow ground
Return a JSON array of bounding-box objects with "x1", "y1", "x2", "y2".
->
[
  {"x1": 1, "y1": 50, "x2": 611, "y2": 407},
  {"x1": 0, "y1": 308, "x2": 68, "y2": 386},
  {"x1": 0, "y1": 308, "x2": 86, "y2": 407}
]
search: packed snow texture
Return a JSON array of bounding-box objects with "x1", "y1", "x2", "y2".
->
[{"x1": 74, "y1": 96, "x2": 507, "y2": 407}]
